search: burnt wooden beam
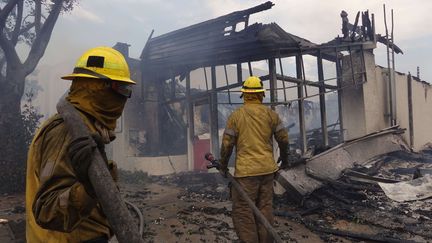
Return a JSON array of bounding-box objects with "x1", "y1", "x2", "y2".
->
[
  {"x1": 260, "y1": 74, "x2": 338, "y2": 90},
  {"x1": 210, "y1": 66, "x2": 219, "y2": 156},
  {"x1": 308, "y1": 225, "x2": 416, "y2": 243},
  {"x1": 336, "y1": 52, "x2": 344, "y2": 142},
  {"x1": 186, "y1": 72, "x2": 194, "y2": 170},
  {"x1": 296, "y1": 55, "x2": 307, "y2": 152},
  {"x1": 148, "y1": 1, "x2": 274, "y2": 43},
  {"x1": 317, "y1": 50, "x2": 329, "y2": 147},
  {"x1": 236, "y1": 63, "x2": 242, "y2": 84},
  {"x1": 268, "y1": 58, "x2": 277, "y2": 110}
]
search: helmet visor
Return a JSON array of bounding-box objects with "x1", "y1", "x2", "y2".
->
[{"x1": 111, "y1": 81, "x2": 132, "y2": 98}]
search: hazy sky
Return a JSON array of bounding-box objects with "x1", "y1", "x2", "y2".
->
[
  {"x1": 31, "y1": 0, "x2": 431, "y2": 116},
  {"x1": 37, "y1": 0, "x2": 432, "y2": 83}
]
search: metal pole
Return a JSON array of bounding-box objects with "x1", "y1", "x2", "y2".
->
[
  {"x1": 300, "y1": 54, "x2": 308, "y2": 97},
  {"x1": 186, "y1": 73, "x2": 194, "y2": 171},
  {"x1": 278, "y1": 58, "x2": 288, "y2": 103},
  {"x1": 224, "y1": 65, "x2": 232, "y2": 104},
  {"x1": 391, "y1": 9, "x2": 397, "y2": 124},
  {"x1": 203, "y1": 67, "x2": 209, "y2": 91},
  {"x1": 237, "y1": 63, "x2": 243, "y2": 83},
  {"x1": 248, "y1": 62, "x2": 253, "y2": 76},
  {"x1": 384, "y1": 4, "x2": 394, "y2": 126},
  {"x1": 407, "y1": 74, "x2": 414, "y2": 148},
  {"x1": 317, "y1": 50, "x2": 329, "y2": 147},
  {"x1": 335, "y1": 48, "x2": 344, "y2": 142},
  {"x1": 268, "y1": 58, "x2": 277, "y2": 110},
  {"x1": 296, "y1": 55, "x2": 307, "y2": 152},
  {"x1": 210, "y1": 66, "x2": 220, "y2": 156}
]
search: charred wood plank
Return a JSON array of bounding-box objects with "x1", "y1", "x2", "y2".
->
[{"x1": 308, "y1": 225, "x2": 417, "y2": 243}]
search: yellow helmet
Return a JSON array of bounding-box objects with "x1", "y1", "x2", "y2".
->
[
  {"x1": 61, "y1": 46, "x2": 136, "y2": 84},
  {"x1": 240, "y1": 76, "x2": 265, "y2": 93}
]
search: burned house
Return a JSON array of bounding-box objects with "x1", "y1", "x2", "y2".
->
[
  {"x1": 1, "y1": 2, "x2": 432, "y2": 243},
  {"x1": 110, "y1": 2, "x2": 432, "y2": 179}
]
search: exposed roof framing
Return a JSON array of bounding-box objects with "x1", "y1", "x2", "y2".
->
[{"x1": 141, "y1": 1, "x2": 320, "y2": 77}]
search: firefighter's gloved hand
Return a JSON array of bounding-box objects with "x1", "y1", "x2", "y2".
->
[
  {"x1": 214, "y1": 159, "x2": 228, "y2": 178},
  {"x1": 107, "y1": 160, "x2": 119, "y2": 182},
  {"x1": 279, "y1": 156, "x2": 289, "y2": 169},
  {"x1": 219, "y1": 165, "x2": 228, "y2": 178},
  {"x1": 68, "y1": 134, "x2": 101, "y2": 197},
  {"x1": 279, "y1": 153, "x2": 306, "y2": 169}
]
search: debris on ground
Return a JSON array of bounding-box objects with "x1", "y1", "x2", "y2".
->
[{"x1": 2, "y1": 147, "x2": 432, "y2": 242}]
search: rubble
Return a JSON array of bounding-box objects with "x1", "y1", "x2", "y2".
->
[
  {"x1": 3, "y1": 145, "x2": 432, "y2": 243},
  {"x1": 1, "y1": 163, "x2": 432, "y2": 242},
  {"x1": 276, "y1": 127, "x2": 406, "y2": 203}
]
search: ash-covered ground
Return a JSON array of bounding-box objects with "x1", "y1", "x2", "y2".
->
[
  {"x1": 118, "y1": 167, "x2": 432, "y2": 243},
  {"x1": 2, "y1": 148, "x2": 432, "y2": 243}
]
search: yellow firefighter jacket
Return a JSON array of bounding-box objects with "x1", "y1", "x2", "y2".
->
[
  {"x1": 26, "y1": 113, "x2": 112, "y2": 243},
  {"x1": 220, "y1": 94, "x2": 289, "y2": 177}
]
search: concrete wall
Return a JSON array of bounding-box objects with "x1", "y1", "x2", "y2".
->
[
  {"x1": 404, "y1": 77, "x2": 432, "y2": 150},
  {"x1": 375, "y1": 66, "x2": 432, "y2": 150},
  {"x1": 108, "y1": 131, "x2": 189, "y2": 175},
  {"x1": 363, "y1": 56, "x2": 388, "y2": 134},
  {"x1": 392, "y1": 70, "x2": 410, "y2": 146},
  {"x1": 341, "y1": 51, "x2": 389, "y2": 140},
  {"x1": 119, "y1": 155, "x2": 188, "y2": 176},
  {"x1": 340, "y1": 52, "x2": 367, "y2": 140},
  {"x1": 341, "y1": 50, "x2": 432, "y2": 151}
]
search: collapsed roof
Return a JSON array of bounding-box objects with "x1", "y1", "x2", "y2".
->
[{"x1": 140, "y1": 1, "x2": 318, "y2": 77}]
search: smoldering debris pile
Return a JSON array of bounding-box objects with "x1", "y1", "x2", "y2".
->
[
  {"x1": 274, "y1": 147, "x2": 432, "y2": 243},
  {"x1": 2, "y1": 149, "x2": 432, "y2": 243},
  {"x1": 120, "y1": 147, "x2": 432, "y2": 242}
]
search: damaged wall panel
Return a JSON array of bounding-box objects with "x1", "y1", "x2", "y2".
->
[{"x1": 276, "y1": 128, "x2": 406, "y2": 202}]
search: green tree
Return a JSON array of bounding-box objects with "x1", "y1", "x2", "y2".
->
[{"x1": 0, "y1": 0, "x2": 78, "y2": 193}]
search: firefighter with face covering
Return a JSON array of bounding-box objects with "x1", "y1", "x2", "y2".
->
[
  {"x1": 219, "y1": 76, "x2": 289, "y2": 243},
  {"x1": 26, "y1": 46, "x2": 135, "y2": 243}
]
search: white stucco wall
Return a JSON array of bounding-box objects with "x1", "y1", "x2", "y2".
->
[
  {"x1": 410, "y1": 80, "x2": 432, "y2": 150},
  {"x1": 342, "y1": 51, "x2": 431, "y2": 151},
  {"x1": 108, "y1": 125, "x2": 189, "y2": 175},
  {"x1": 393, "y1": 70, "x2": 410, "y2": 146},
  {"x1": 363, "y1": 56, "x2": 388, "y2": 134},
  {"x1": 341, "y1": 52, "x2": 367, "y2": 140}
]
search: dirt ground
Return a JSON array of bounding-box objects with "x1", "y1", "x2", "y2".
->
[
  {"x1": 120, "y1": 179, "x2": 331, "y2": 243},
  {"x1": 1, "y1": 169, "x2": 431, "y2": 242}
]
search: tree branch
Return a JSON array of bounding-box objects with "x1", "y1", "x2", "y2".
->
[
  {"x1": 23, "y1": 0, "x2": 63, "y2": 74},
  {"x1": 0, "y1": 0, "x2": 20, "y2": 30},
  {"x1": 19, "y1": 22, "x2": 35, "y2": 36},
  {"x1": 34, "y1": 0, "x2": 41, "y2": 35},
  {"x1": 0, "y1": 54, "x2": 5, "y2": 80},
  {"x1": 11, "y1": 0, "x2": 24, "y2": 45},
  {"x1": 0, "y1": 33, "x2": 21, "y2": 67}
]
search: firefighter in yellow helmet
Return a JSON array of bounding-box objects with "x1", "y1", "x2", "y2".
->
[
  {"x1": 26, "y1": 46, "x2": 135, "y2": 243},
  {"x1": 219, "y1": 76, "x2": 289, "y2": 243}
]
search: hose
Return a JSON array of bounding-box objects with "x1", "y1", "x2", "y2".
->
[{"x1": 124, "y1": 200, "x2": 144, "y2": 236}]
